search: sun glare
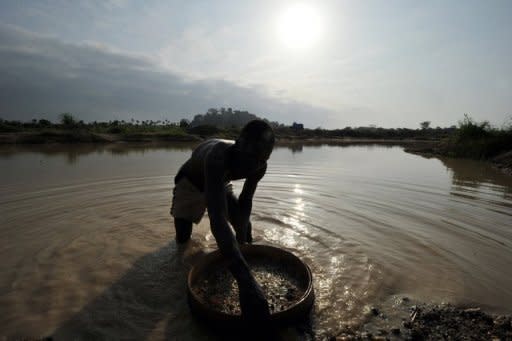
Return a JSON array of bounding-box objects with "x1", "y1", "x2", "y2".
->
[{"x1": 277, "y1": 4, "x2": 323, "y2": 49}]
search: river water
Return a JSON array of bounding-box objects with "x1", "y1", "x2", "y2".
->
[{"x1": 1, "y1": 143, "x2": 511, "y2": 340}]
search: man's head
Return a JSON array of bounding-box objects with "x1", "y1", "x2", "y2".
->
[{"x1": 230, "y1": 120, "x2": 275, "y2": 177}]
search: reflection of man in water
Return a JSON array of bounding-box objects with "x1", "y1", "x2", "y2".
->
[{"x1": 171, "y1": 120, "x2": 275, "y2": 322}]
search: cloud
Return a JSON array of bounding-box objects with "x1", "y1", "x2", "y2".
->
[{"x1": 0, "y1": 24, "x2": 333, "y2": 126}]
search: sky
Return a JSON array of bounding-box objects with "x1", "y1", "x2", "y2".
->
[{"x1": 0, "y1": 1, "x2": 511, "y2": 128}]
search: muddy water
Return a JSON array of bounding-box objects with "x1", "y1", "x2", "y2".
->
[{"x1": 0, "y1": 143, "x2": 511, "y2": 339}]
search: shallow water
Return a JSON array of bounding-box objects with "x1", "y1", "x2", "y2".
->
[{"x1": 0, "y1": 143, "x2": 511, "y2": 339}]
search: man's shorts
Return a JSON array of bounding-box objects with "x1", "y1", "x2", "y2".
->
[{"x1": 170, "y1": 177, "x2": 233, "y2": 224}]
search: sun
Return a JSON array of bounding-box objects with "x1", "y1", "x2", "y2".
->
[{"x1": 277, "y1": 4, "x2": 323, "y2": 49}]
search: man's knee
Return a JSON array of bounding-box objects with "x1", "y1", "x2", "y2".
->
[
  {"x1": 174, "y1": 218, "x2": 192, "y2": 244},
  {"x1": 226, "y1": 194, "x2": 241, "y2": 225}
]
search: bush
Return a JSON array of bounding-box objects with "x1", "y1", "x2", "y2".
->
[
  {"x1": 0, "y1": 121, "x2": 23, "y2": 132},
  {"x1": 443, "y1": 114, "x2": 512, "y2": 159},
  {"x1": 59, "y1": 113, "x2": 77, "y2": 128},
  {"x1": 456, "y1": 114, "x2": 490, "y2": 141}
]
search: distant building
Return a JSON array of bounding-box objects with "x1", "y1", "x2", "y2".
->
[{"x1": 292, "y1": 122, "x2": 304, "y2": 130}]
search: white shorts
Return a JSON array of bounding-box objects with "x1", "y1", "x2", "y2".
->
[{"x1": 170, "y1": 177, "x2": 233, "y2": 224}]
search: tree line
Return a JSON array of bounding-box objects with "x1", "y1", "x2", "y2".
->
[{"x1": 1, "y1": 110, "x2": 510, "y2": 142}]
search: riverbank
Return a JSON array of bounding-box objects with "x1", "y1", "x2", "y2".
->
[
  {"x1": 0, "y1": 130, "x2": 438, "y2": 147},
  {"x1": 0, "y1": 130, "x2": 435, "y2": 144},
  {"x1": 0, "y1": 130, "x2": 202, "y2": 144}
]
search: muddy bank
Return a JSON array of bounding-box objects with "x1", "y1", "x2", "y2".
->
[
  {"x1": 404, "y1": 141, "x2": 512, "y2": 176},
  {"x1": 276, "y1": 138, "x2": 434, "y2": 147},
  {"x1": 0, "y1": 131, "x2": 436, "y2": 147},
  {"x1": 331, "y1": 297, "x2": 512, "y2": 340},
  {"x1": 0, "y1": 130, "x2": 201, "y2": 144},
  {"x1": 492, "y1": 150, "x2": 512, "y2": 175}
]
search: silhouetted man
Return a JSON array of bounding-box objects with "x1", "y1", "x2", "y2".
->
[{"x1": 171, "y1": 120, "x2": 275, "y2": 322}]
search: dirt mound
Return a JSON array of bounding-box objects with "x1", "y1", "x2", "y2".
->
[
  {"x1": 492, "y1": 150, "x2": 512, "y2": 175},
  {"x1": 406, "y1": 305, "x2": 512, "y2": 340},
  {"x1": 332, "y1": 301, "x2": 512, "y2": 340}
]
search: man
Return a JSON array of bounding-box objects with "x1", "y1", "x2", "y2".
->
[{"x1": 171, "y1": 119, "x2": 275, "y2": 322}]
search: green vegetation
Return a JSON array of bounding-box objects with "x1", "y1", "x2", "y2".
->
[
  {"x1": 59, "y1": 113, "x2": 78, "y2": 127},
  {"x1": 404, "y1": 114, "x2": 512, "y2": 170},
  {"x1": 440, "y1": 114, "x2": 512, "y2": 159},
  {"x1": 0, "y1": 113, "x2": 195, "y2": 143},
  {"x1": 272, "y1": 125, "x2": 454, "y2": 140},
  {"x1": 0, "y1": 114, "x2": 187, "y2": 135}
]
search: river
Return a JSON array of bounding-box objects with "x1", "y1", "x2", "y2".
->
[{"x1": 1, "y1": 143, "x2": 511, "y2": 339}]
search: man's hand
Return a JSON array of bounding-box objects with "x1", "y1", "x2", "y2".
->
[
  {"x1": 238, "y1": 278, "x2": 271, "y2": 322},
  {"x1": 247, "y1": 162, "x2": 267, "y2": 184},
  {"x1": 234, "y1": 220, "x2": 253, "y2": 245}
]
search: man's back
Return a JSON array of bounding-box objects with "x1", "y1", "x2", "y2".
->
[{"x1": 175, "y1": 139, "x2": 234, "y2": 192}]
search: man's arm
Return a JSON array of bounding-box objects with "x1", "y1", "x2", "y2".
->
[
  {"x1": 204, "y1": 147, "x2": 270, "y2": 321},
  {"x1": 236, "y1": 163, "x2": 266, "y2": 243}
]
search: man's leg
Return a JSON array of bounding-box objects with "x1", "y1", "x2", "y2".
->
[
  {"x1": 226, "y1": 191, "x2": 252, "y2": 244},
  {"x1": 174, "y1": 217, "x2": 192, "y2": 244},
  {"x1": 246, "y1": 220, "x2": 253, "y2": 243},
  {"x1": 171, "y1": 180, "x2": 197, "y2": 244}
]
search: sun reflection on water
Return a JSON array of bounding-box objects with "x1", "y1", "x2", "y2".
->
[{"x1": 294, "y1": 183, "x2": 304, "y2": 195}]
